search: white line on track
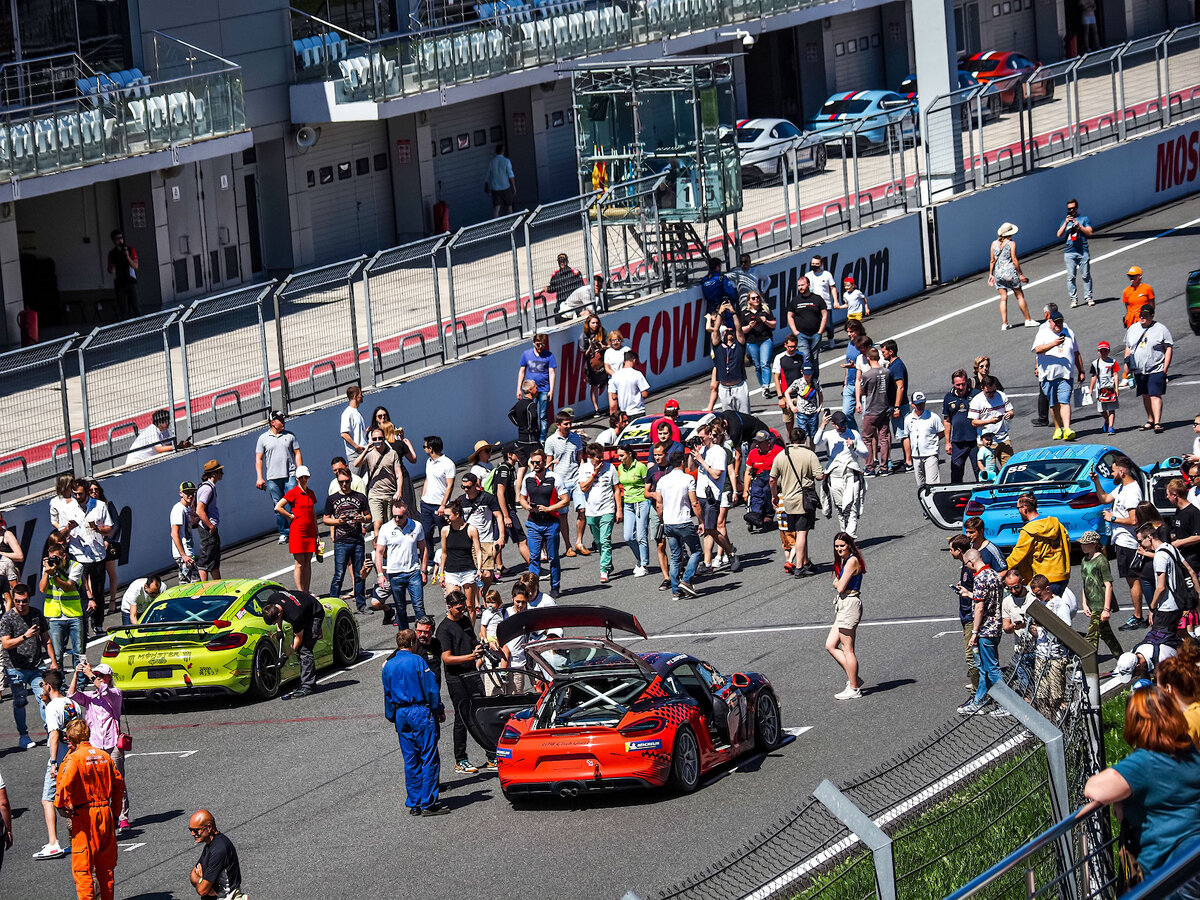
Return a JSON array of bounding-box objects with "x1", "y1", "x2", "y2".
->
[
  {"x1": 630, "y1": 615, "x2": 959, "y2": 642},
  {"x1": 317, "y1": 648, "x2": 386, "y2": 684}
]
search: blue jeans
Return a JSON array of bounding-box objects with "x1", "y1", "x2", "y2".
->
[
  {"x1": 1064, "y1": 250, "x2": 1092, "y2": 303},
  {"x1": 332, "y1": 540, "x2": 367, "y2": 609},
  {"x1": 796, "y1": 411, "x2": 820, "y2": 443},
  {"x1": 387, "y1": 570, "x2": 426, "y2": 630},
  {"x1": 623, "y1": 500, "x2": 650, "y2": 567},
  {"x1": 266, "y1": 475, "x2": 296, "y2": 537},
  {"x1": 6, "y1": 666, "x2": 46, "y2": 738},
  {"x1": 664, "y1": 522, "x2": 701, "y2": 593},
  {"x1": 525, "y1": 519, "x2": 561, "y2": 591},
  {"x1": 973, "y1": 635, "x2": 1003, "y2": 706},
  {"x1": 536, "y1": 389, "x2": 552, "y2": 438},
  {"x1": 419, "y1": 501, "x2": 446, "y2": 549},
  {"x1": 745, "y1": 338, "x2": 774, "y2": 389},
  {"x1": 48, "y1": 617, "x2": 82, "y2": 670},
  {"x1": 795, "y1": 331, "x2": 821, "y2": 371},
  {"x1": 841, "y1": 382, "x2": 858, "y2": 430}
]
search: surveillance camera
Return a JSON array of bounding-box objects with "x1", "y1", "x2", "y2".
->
[{"x1": 742, "y1": 32, "x2": 755, "y2": 49}]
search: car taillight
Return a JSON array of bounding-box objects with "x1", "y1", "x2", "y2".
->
[
  {"x1": 964, "y1": 500, "x2": 985, "y2": 515},
  {"x1": 1069, "y1": 492, "x2": 1101, "y2": 509},
  {"x1": 205, "y1": 632, "x2": 248, "y2": 651},
  {"x1": 102, "y1": 641, "x2": 119, "y2": 658},
  {"x1": 500, "y1": 725, "x2": 521, "y2": 743},
  {"x1": 619, "y1": 717, "x2": 664, "y2": 737}
]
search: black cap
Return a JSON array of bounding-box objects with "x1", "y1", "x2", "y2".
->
[
  {"x1": 499, "y1": 440, "x2": 521, "y2": 455},
  {"x1": 179, "y1": 481, "x2": 197, "y2": 493},
  {"x1": 830, "y1": 411, "x2": 848, "y2": 427},
  {"x1": 270, "y1": 410, "x2": 286, "y2": 422},
  {"x1": 1049, "y1": 309, "x2": 1064, "y2": 322}
]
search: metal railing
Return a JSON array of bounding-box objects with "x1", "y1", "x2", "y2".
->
[
  {"x1": 0, "y1": 32, "x2": 247, "y2": 185},
  {"x1": 923, "y1": 23, "x2": 1200, "y2": 202}
]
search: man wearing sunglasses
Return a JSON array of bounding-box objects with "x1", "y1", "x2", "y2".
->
[{"x1": 188, "y1": 809, "x2": 243, "y2": 898}]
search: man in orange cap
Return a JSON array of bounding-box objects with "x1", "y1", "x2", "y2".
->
[
  {"x1": 1121, "y1": 266, "x2": 1154, "y2": 328},
  {"x1": 54, "y1": 719, "x2": 124, "y2": 900}
]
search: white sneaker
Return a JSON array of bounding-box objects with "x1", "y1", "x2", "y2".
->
[
  {"x1": 1070, "y1": 299, "x2": 1079, "y2": 308},
  {"x1": 277, "y1": 534, "x2": 287, "y2": 544},
  {"x1": 834, "y1": 686, "x2": 862, "y2": 700},
  {"x1": 33, "y1": 842, "x2": 65, "y2": 860},
  {"x1": 1023, "y1": 319, "x2": 1039, "y2": 327},
  {"x1": 713, "y1": 554, "x2": 728, "y2": 570},
  {"x1": 599, "y1": 571, "x2": 608, "y2": 583},
  {"x1": 632, "y1": 566, "x2": 647, "y2": 577}
]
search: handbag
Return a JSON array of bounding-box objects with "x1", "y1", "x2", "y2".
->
[
  {"x1": 116, "y1": 714, "x2": 132, "y2": 751},
  {"x1": 783, "y1": 447, "x2": 819, "y2": 514}
]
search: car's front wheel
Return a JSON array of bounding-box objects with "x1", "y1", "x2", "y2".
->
[
  {"x1": 248, "y1": 639, "x2": 281, "y2": 700},
  {"x1": 332, "y1": 611, "x2": 359, "y2": 666},
  {"x1": 754, "y1": 691, "x2": 782, "y2": 751},
  {"x1": 670, "y1": 725, "x2": 701, "y2": 793}
]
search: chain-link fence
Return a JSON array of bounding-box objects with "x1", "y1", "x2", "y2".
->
[
  {"x1": 177, "y1": 282, "x2": 276, "y2": 443},
  {"x1": 361, "y1": 234, "x2": 450, "y2": 384},
  {"x1": 0, "y1": 335, "x2": 77, "y2": 501},
  {"x1": 524, "y1": 192, "x2": 600, "y2": 332},
  {"x1": 273, "y1": 257, "x2": 365, "y2": 411},
  {"x1": 444, "y1": 211, "x2": 527, "y2": 357},
  {"x1": 77, "y1": 309, "x2": 180, "y2": 475}
]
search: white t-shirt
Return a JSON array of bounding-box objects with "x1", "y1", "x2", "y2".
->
[
  {"x1": 1153, "y1": 545, "x2": 1181, "y2": 612},
  {"x1": 526, "y1": 592, "x2": 561, "y2": 641},
  {"x1": 578, "y1": 461, "x2": 618, "y2": 517},
  {"x1": 1109, "y1": 480, "x2": 1143, "y2": 549},
  {"x1": 1133, "y1": 640, "x2": 1177, "y2": 674},
  {"x1": 170, "y1": 501, "x2": 194, "y2": 560},
  {"x1": 904, "y1": 410, "x2": 944, "y2": 457},
  {"x1": 470, "y1": 462, "x2": 492, "y2": 484},
  {"x1": 481, "y1": 606, "x2": 505, "y2": 645},
  {"x1": 125, "y1": 426, "x2": 172, "y2": 464},
  {"x1": 64, "y1": 500, "x2": 111, "y2": 562},
  {"x1": 967, "y1": 390, "x2": 1013, "y2": 440},
  {"x1": 340, "y1": 405, "x2": 366, "y2": 459},
  {"x1": 657, "y1": 468, "x2": 697, "y2": 525},
  {"x1": 595, "y1": 427, "x2": 618, "y2": 446},
  {"x1": 121, "y1": 577, "x2": 155, "y2": 615},
  {"x1": 603, "y1": 346, "x2": 627, "y2": 375},
  {"x1": 421, "y1": 455, "x2": 456, "y2": 506},
  {"x1": 844, "y1": 288, "x2": 866, "y2": 316},
  {"x1": 46, "y1": 696, "x2": 82, "y2": 762},
  {"x1": 696, "y1": 444, "x2": 728, "y2": 499},
  {"x1": 805, "y1": 268, "x2": 837, "y2": 305},
  {"x1": 50, "y1": 496, "x2": 73, "y2": 531},
  {"x1": 376, "y1": 517, "x2": 425, "y2": 573},
  {"x1": 1002, "y1": 591, "x2": 1034, "y2": 630},
  {"x1": 1033, "y1": 324, "x2": 1078, "y2": 382},
  {"x1": 609, "y1": 368, "x2": 650, "y2": 415}
]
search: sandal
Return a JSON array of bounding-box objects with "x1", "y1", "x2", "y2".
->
[
  {"x1": 564, "y1": 548, "x2": 577, "y2": 557},
  {"x1": 574, "y1": 545, "x2": 591, "y2": 556},
  {"x1": 1139, "y1": 422, "x2": 1155, "y2": 431},
  {"x1": 1154, "y1": 424, "x2": 1164, "y2": 434}
]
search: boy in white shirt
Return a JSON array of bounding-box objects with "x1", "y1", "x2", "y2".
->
[
  {"x1": 578, "y1": 444, "x2": 620, "y2": 581},
  {"x1": 1088, "y1": 340, "x2": 1120, "y2": 435},
  {"x1": 841, "y1": 276, "x2": 869, "y2": 323},
  {"x1": 902, "y1": 392, "x2": 943, "y2": 486}
]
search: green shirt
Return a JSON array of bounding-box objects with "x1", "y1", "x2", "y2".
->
[
  {"x1": 1080, "y1": 552, "x2": 1112, "y2": 612},
  {"x1": 617, "y1": 460, "x2": 649, "y2": 505}
]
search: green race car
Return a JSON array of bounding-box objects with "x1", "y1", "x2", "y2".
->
[{"x1": 101, "y1": 579, "x2": 361, "y2": 701}]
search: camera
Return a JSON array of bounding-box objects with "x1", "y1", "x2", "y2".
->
[
  {"x1": 685, "y1": 435, "x2": 703, "y2": 450},
  {"x1": 480, "y1": 645, "x2": 504, "y2": 667}
]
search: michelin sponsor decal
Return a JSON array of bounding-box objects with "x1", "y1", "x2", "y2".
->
[
  {"x1": 625, "y1": 739, "x2": 663, "y2": 752},
  {"x1": 496, "y1": 747, "x2": 513, "y2": 758}
]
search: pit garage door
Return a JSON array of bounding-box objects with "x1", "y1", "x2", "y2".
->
[
  {"x1": 538, "y1": 78, "x2": 580, "y2": 202},
  {"x1": 831, "y1": 8, "x2": 885, "y2": 91},
  {"x1": 431, "y1": 94, "x2": 505, "y2": 229},
  {"x1": 302, "y1": 121, "x2": 394, "y2": 264}
]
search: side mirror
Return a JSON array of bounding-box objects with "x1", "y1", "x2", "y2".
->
[{"x1": 731, "y1": 672, "x2": 751, "y2": 689}]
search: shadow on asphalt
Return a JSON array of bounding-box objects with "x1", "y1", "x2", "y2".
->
[{"x1": 863, "y1": 678, "x2": 916, "y2": 697}]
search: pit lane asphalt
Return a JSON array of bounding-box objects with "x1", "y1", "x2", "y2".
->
[{"x1": 3, "y1": 193, "x2": 1199, "y2": 900}]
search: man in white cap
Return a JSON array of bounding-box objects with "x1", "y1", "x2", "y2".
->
[
  {"x1": 903, "y1": 392, "x2": 944, "y2": 486},
  {"x1": 68, "y1": 660, "x2": 130, "y2": 832},
  {"x1": 1112, "y1": 641, "x2": 1176, "y2": 684}
]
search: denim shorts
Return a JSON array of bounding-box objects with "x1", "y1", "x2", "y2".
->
[
  {"x1": 1040, "y1": 378, "x2": 1072, "y2": 404},
  {"x1": 42, "y1": 760, "x2": 58, "y2": 802}
]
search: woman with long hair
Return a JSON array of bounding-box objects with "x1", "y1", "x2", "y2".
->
[
  {"x1": 580, "y1": 313, "x2": 609, "y2": 415},
  {"x1": 437, "y1": 499, "x2": 482, "y2": 622},
  {"x1": 275, "y1": 466, "x2": 318, "y2": 592},
  {"x1": 827, "y1": 531, "x2": 867, "y2": 700},
  {"x1": 87, "y1": 481, "x2": 121, "y2": 619},
  {"x1": 973, "y1": 356, "x2": 1004, "y2": 393},
  {"x1": 988, "y1": 223, "x2": 1034, "y2": 330},
  {"x1": 1157, "y1": 639, "x2": 1200, "y2": 744},
  {"x1": 372, "y1": 406, "x2": 417, "y2": 512},
  {"x1": 50, "y1": 472, "x2": 74, "y2": 534},
  {"x1": 1085, "y1": 686, "x2": 1200, "y2": 895}
]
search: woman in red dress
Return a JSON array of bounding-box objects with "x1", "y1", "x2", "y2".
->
[{"x1": 274, "y1": 465, "x2": 318, "y2": 592}]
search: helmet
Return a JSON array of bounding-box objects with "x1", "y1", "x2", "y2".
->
[{"x1": 1127, "y1": 266, "x2": 1142, "y2": 276}]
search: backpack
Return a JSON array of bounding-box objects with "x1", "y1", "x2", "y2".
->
[
  {"x1": 1164, "y1": 544, "x2": 1199, "y2": 612},
  {"x1": 481, "y1": 467, "x2": 498, "y2": 495}
]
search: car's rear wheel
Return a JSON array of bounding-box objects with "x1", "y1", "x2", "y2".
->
[
  {"x1": 248, "y1": 639, "x2": 281, "y2": 700},
  {"x1": 754, "y1": 691, "x2": 782, "y2": 751},
  {"x1": 332, "y1": 611, "x2": 359, "y2": 666},
  {"x1": 670, "y1": 725, "x2": 701, "y2": 793}
]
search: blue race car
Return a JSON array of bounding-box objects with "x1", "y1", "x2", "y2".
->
[
  {"x1": 806, "y1": 90, "x2": 916, "y2": 151},
  {"x1": 917, "y1": 444, "x2": 1181, "y2": 550}
]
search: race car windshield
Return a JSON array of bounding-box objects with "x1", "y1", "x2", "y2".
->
[
  {"x1": 997, "y1": 459, "x2": 1087, "y2": 485},
  {"x1": 964, "y1": 58, "x2": 1000, "y2": 73},
  {"x1": 140, "y1": 596, "x2": 235, "y2": 624},
  {"x1": 532, "y1": 643, "x2": 633, "y2": 673},
  {"x1": 736, "y1": 127, "x2": 764, "y2": 143},
  {"x1": 540, "y1": 673, "x2": 649, "y2": 728},
  {"x1": 821, "y1": 99, "x2": 872, "y2": 115}
]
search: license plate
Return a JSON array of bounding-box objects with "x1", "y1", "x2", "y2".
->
[{"x1": 146, "y1": 667, "x2": 174, "y2": 679}]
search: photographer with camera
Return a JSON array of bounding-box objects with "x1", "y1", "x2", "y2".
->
[
  {"x1": 1056, "y1": 199, "x2": 1093, "y2": 309},
  {"x1": 436, "y1": 590, "x2": 496, "y2": 774},
  {"x1": 40, "y1": 547, "x2": 85, "y2": 672},
  {"x1": 106, "y1": 229, "x2": 140, "y2": 319}
]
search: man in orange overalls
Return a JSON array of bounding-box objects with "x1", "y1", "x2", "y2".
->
[{"x1": 54, "y1": 718, "x2": 125, "y2": 900}]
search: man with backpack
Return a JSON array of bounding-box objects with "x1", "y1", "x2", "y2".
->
[
  {"x1": 743, "y1": 430, "x2": 782, "y2": 533},
  {"x1": 1139, "y1": 522, "x2": 1199, "y2": 640}
]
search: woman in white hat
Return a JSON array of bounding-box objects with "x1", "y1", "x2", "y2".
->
[{"x1": 989, "y1": 222, "x2": 1034, "y2": 330}]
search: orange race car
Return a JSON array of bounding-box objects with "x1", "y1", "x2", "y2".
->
[{"x1": 461, "y1": 605, "x2": 783, "y2": 803}]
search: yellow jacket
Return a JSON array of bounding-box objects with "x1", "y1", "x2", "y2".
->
[{"x1": 1006, "y1": 515, "x2": 1071, "y2": 583}]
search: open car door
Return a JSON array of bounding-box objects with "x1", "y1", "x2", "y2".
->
[
  {"x1": 457, "y1": 668, "x2": 548, "y2": 755},
  {"x1": 1143, "y1": 457, "x2": 1186, "y2": 519},
  {"x1": 916, "y1": 483, "x2": 975, "y2": 531}
]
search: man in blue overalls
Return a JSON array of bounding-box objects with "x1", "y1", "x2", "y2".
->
[{"x1": 382, "y1": 628, "x2": 447, "y2": 817}]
